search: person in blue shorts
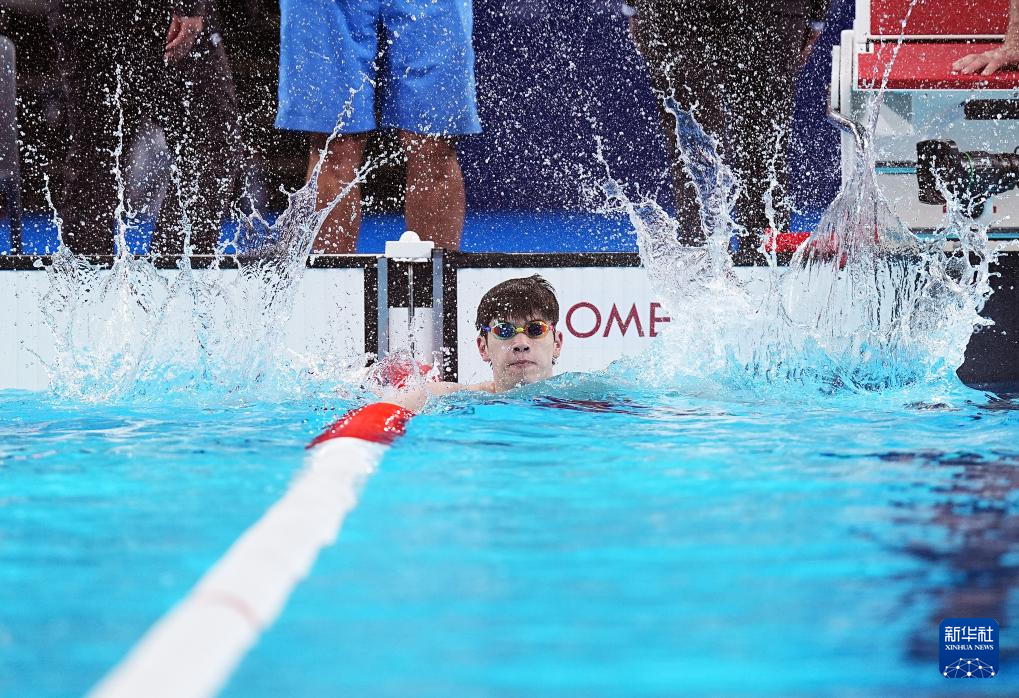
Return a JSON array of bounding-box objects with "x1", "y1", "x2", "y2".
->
[{"x1": 277, "y1": 0, "x2": 481, "y2": 253}]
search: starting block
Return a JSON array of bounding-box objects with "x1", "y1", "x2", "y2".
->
[{"x1": 830, "y1": 0, "x2": 1019, "y2": 232}]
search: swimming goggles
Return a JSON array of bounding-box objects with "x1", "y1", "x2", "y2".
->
[{"x1": 481, "y1": 320, "x2": 554, "y2": 340}]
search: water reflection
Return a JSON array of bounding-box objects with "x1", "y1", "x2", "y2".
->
[{"x1": 856, "y1": 431, "x2": 1019, "y2": 666}]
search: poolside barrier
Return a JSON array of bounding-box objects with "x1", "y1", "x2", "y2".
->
[
  {"x1": 89, "y1": 402, "x2": 414, "y2": 698},
  {"x1": 3, "y1": 246, "x2": 1019, "y2": 390}
]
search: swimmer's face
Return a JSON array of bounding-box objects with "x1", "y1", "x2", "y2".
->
[{"x1": 477, "y1": 315, "x2": 563, "y2": 392}]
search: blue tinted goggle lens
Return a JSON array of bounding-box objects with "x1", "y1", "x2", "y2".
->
[{"x1": 486, "y1": 321, "x2": 551, "y2": 339}]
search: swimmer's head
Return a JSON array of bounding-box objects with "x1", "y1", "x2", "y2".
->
[{"x1": 475, "y1": 275, "x2": 564, "y2": 392}]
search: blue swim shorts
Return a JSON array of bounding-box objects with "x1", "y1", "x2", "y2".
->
[{"x1": 277, "y1": 0, "x2": 481, "y2": 136}]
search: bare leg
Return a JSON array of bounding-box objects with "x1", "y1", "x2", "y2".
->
[
  {"x1": 400, "y1": 131, "x2": 464, "y2": 250},
  {"x1": 309, "y1": 132, "x2": 368, "y2": 254}
]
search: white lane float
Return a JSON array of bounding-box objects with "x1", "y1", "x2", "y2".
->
[{"x1": 89, "y1": 401, "x2": 415, "y2": 698}]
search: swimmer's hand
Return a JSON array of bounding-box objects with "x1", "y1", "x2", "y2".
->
[
  {"x1": 952, "y1": 38, "x2": 1019, "y2": 76},
  {"x1": 164, "y1": 15, "x2": 204, "y2": 63}
]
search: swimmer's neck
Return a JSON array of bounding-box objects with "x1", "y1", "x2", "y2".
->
[
  {"x1": 433, "y1": 375, "x2": 553, "y2": 394},
  {"x1": 392, "y1": 376, "x2": 547, "y2": 412}
]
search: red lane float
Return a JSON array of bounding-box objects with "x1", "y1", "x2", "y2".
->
[
  {"x1": 307, "y1": 402, "x2": 415, "y2": 448},
  {"x1": 369, "y1": 360, "x2": 434, "y2": 390}
]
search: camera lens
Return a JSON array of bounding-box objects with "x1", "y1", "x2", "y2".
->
[{"x1": 917, "y1": 139, "x2": 1019, "y2": 212}]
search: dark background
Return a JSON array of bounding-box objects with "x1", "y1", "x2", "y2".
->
[{"x1": 0, "y1": 0, "x2": 852, "y2": 228}]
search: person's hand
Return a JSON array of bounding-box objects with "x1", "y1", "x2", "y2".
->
[
  {"x1": 164, "y1": 15, "x2": 204, "y2": 63},
  {"x1": 952, "y1": 39, "x2": 1019, "y2": 76}
]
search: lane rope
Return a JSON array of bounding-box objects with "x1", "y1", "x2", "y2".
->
[{"x1": 89, "y1": 402, "x2": 414, "y2": 698}]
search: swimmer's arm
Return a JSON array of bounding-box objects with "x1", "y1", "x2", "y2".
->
[
  {"x1": 387, "y1": 381, "x2": 494, "y2": 412},
  {"x1": 428, "y1": 380, "x2": 494, "y2": 395}
]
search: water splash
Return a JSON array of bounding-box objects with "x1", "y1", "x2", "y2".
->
[
  {"x1": 37, "y1": 88, "x2": 384, "y2": 403},
  {"x1": 597, "y1": 105, "x2": 762, "y2": 385},
  {"x1": 779, "y1": 107, "x2": 991, "y2": 390},
  {"x1": 599, "y1": 98, "x2": 994, "y2": 395},
  {"x1": 38, "y1": 178, "x2": 382, "y2": 403}
]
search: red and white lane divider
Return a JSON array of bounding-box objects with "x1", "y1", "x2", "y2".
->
[{"x1": 89, "y1": 402, "x2": 414, "y2": 698}]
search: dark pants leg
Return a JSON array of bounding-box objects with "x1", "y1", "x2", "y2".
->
[
  {"x1": 634, "y1": 2, "x2": 807, "y2": 251},
  {"x1": 51, "y1": 8, "x2": 241, "y2": 257},
  {"x1": 724, "y1": 10, "x2": 806, "y2": 238},
  {"x1": 50, "y1": 14, "x2": 131, "y2": 255},
  {"x1": 150, "y1": 38, "x2": 242, "y2": 255},
  {"x1": 634, "y1": 2, "x2": 726, "y2": 244}
]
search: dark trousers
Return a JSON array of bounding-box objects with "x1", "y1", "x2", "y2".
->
[
  {"x1": 50, "y1": 6, "x2": 241, "y2": 256},
  {"x1": 634, "y1": 1, "x2": 810, "y2": 250}
]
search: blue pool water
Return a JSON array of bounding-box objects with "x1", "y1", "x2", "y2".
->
[
  {"x1": 3, "y1": 374, "x2": 1017, "y2": 696},
  {"x1": 0, "y1": 392, "x2": 342, "y2": 697}
]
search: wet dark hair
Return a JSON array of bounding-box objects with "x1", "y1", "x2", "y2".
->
[{"x1": 475, "y1": 275, "x2": 559, "y2": 332}]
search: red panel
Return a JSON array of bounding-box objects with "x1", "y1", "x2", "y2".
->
[
  {"x1": 858, "y1": 42, "x2": 1019, "y2": 89},
  {"x1": 307, "y1": 402, "x2": 415, "y2": 448},
  {"x1": 871, "y1": 0, "x2": 1009, "y2": 36},
  {"x1": 763, "y1": 231, "x2": 810, "y2": 254}
]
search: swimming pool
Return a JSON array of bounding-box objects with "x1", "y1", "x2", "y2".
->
[
  {"x1": 2, "y1": 371, "x2": 1016, "y2": 696},
  {"x1": 0, "y1": 391, "x2": 337, "y2": 697}
]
